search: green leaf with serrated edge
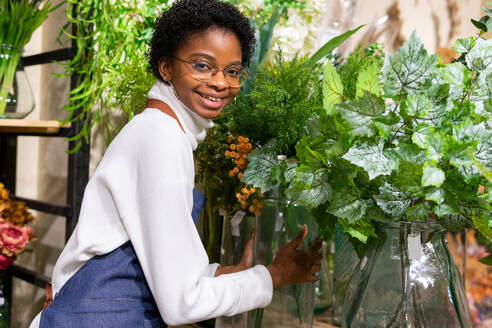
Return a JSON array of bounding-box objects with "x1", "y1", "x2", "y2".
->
[
  {"x1": 434, "y1": 203, "x2": 458, "y2": 218},
  {"x1": 284, "y1": 161, "x2": 298, "y2": 183},
  {"x1": 422, "y1": 162, "x2": 445, "y2": 187},
  {"x1": 453, "y1": 120, "x2": 484, "y2": 144},
  {"x1": 337, "y1": 91, "x2": 386, "y2": 137},
  {"x1": 356, "y1": 61, "x2": 381, "y2": 98},
  {"x1": 286, "y1": 168, "x2": 332, "y2": 208},
  {"x1": 465, "y1": 38, "x2": 492, "y2": 72},
  {"x1": 475, "y1": 128, "x2": 492, "y2": 173},
  {"x1": 425, "y1": 188, "x2": 445, "y2": 204},
  {"x1": 342, "y1": 139, "x2": 399, "y2": 180},
  {"x1": 383, "y1": 31, "x2": 438, "y2": 97},
  {"x1": 393, "y1": 142, "x2": 427, "y2": 165},
  {"x1": 405, "y1": 203, "x2": 430, "y2": 221},
  {"x1": 327, "y1": 188, "x2": 367, "y2": 223},
  {"x1": 470, "y1": 72, "x2": 492, "y2": 115},
  {"x1": 373, "y1": 182, "x2": 413, "y2": 217},
  {"x1": 438, "y1": 62, "x2": 469, "y2": 100},
  {"x1": 405, "y1": 94, "x2": 432, "y2": 118},
  {"x1": 323, "y1": 61, "x2": 343, "y2": 114},
  {"x1": 374, "y1": 121, "x2": 392, "y2": 138},
  {"x1": 242, "y1": 140, "x2": 279, "y2": 192},
  {"x1": 452, "y1": 37, "x2": 476, "y2": 53},
  {"x1": 412, "y1": 124, "x2": 434, "y2": 149},
  {"x1": 339, "y1": 218, "x2": 376, "y2": 243},
  {"x1": 426, "y1": 134, "x2": 445, "y2": 162}
]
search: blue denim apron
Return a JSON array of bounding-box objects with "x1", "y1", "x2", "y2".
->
[{"x1": 40, "y1": 189, "x2": 207, "y2": 328}]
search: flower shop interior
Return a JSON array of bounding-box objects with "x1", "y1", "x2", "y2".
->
[{"x1": 2, "y1": 0, "x2": 492, "y2": 327}]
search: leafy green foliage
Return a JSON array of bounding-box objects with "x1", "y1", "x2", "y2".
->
[
  {"x1": 231, "y1": 53, "x2": 324, "y2": 156},
  {"x1": 290, "y1": 33, "x2": 492, "y2": 251}
]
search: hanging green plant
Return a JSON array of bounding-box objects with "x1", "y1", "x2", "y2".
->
[{"x1": 59, "y1": 0, "x2": 168, "y2": 151}]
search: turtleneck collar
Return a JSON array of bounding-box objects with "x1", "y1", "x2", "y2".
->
[{"x1": 147, "y1": 80, "x2": 214, "y2": 150}]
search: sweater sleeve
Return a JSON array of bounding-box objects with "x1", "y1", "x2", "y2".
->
[{"x1": 108, "y1": 114, "x2": 272, "y2": 325}]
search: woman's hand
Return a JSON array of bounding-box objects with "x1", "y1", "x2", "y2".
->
[
  {"x1": 215, "y1": 230, "x2": 255, "y2": 276},
  {"x1": 267, "y1": 225, "x2": 322, "y2": 288}
]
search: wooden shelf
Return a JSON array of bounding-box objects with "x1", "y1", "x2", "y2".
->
[{"x1": 0, "y1": 119, "x2": 70, "y2": 134}]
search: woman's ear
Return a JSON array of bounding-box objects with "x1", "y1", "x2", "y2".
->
[{"x1": 158, "y1": 58, "x2": 172, "y2": 81}]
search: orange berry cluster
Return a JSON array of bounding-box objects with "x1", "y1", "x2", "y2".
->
[
  {"x1": 236, "y1": 185, "x2": 265, "y2": 216},
  {"x1": 0, "y1": 183, "x2": 9, "y2": 213},
  {"x1": 224, "y1": 135, "x2": 253, "y2": 180},
  {"x1": 0, "y1": 183, "x2": 34, "y2": 226},
  {"x1": 2, "y1": 200, "x2": 35, "y2": 226}
]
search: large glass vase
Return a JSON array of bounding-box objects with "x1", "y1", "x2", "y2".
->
[
  {"x1": 249, "y1": 199, "x2": 318, "y2": 328},
  {"x1": 342, "y1": 221, "x2": 472, "y2": 328}
]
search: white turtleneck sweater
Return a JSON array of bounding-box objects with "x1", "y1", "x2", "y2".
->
[{"x1": 30, "y1": 81, "x2": 273, "y2": 327}]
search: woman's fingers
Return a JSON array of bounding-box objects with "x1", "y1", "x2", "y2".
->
[{"x1": 287, "y1": 225, "x2": 308, "y2": 249}]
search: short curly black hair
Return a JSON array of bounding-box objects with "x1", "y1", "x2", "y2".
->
[{"x1": 148, "y1": 0, "x2": 255, "y2": 81}]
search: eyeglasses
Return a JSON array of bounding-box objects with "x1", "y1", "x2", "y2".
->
[{"x1": 173, "y1": 57, "x2": 248, "y2": 88}]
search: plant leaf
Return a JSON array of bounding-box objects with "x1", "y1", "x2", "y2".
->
[
  {"x1": 342, "y1": 139, "x2": 399, "y2": 180},
  {"x1": 242, "y1": 141, "x2": 279, "y2": 192},
  {"x1": 383, "y1": 31, "x2": 438, "y2": 97},
  {"x1": 327, "y1": 188, "x2": 367, "y2": 223},
  {"x1": 306, "y1": 25, "x2": 365, "y2": 67},
  {"x1": 356, "y1": 61, "x2": 381, "y2": 98},
  {"x1": 323, "y1": 61, "x2": 344, "y2": 114},
  {"x1": 339, "y1": 217, "x2": 376, "y2": 243},
  {"x1": 373, "y1": 182, "x2": 413, "y2": 217},
  {"x1": 337, "y1": 91, "x2": 386, "y2": 137},
  {"x1": 452, "y1": 37, "x2": 476, "y2": 54},
  {"x1": 405, "y1": 203, "x2": 430, "y2": 221},
  {"x1": 465, "y1": 38, "x2": 492, "y2": 73},
  {"x1": 286, "y1": 167, "x2": 332, "y2": 208},
  {"x1": 422, "y1": 162, "x2": 445, "y2": 187}
]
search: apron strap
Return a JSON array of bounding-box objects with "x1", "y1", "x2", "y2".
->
[{"x1": 146, "y1": 98, "x2": 185, "y2": 133}]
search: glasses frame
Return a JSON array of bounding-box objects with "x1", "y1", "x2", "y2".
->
[{"x1": 172, "y1": 57, "x2": 248, "y2": 88}]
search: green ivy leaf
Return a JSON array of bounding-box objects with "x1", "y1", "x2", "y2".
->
[
  {"x1": 286, "y1": 167, "x2": 332, "y2": 208},
  {"x1": 373, "y1": 182, "x2": 413, "y2": 217},
  {"x1": 452, "y1": 37, "x2": 476, "y2": 54},
  {"x1": 405, "y1": 203, "x2": 430, "y2": 221},
  {"x1": 438, "y1": 62, "x2": 469, "y2": 100},
  {"x1": 422, "y1": 162, "x2": 445, "y2": 187},
  {"x1": 472, "y1": 213, "x2": 492, "y2": 245},
  {"x1": 465, "y1": 38, "x2": 492, "y2": 72},
  {"x1": 342, "y1": 140, "x2": 399, "y2": 179},
  {"x1": 412, "y1": 124, "x2": 434, "y2": 149},
  {"x1": 323, "y1": 61, "x2": 343, "y2": 115},
  {"x1": 405, "y1": 94, "x2": 432, "y2": 118},
  {"x1": 356, "y1": 61, "x2": 381, "y2": 98},
  {"x1": 284, "y1": 161, "x2": 298, "y2": 183},
  {"x1": 434, "y1": 203, "x2": 458, "y2": 218},
  {"x1": 339, "y1": 217, "x2": 376, "y2": 243},
  {"x1": 383, "y1": 31, "x2": 438, "y2": 97},
  {"x1": 242, "y1": 141, "x2": 279, "y2": 192},
  {"x1": 393, "y1": 142, "x2": 427, "y2": 165},
  {"x1": 327, "y1": 188, "x2": 367, "y2": 223},
  {"x1": 425, "y1": 188, "x2": 445, "y2": 204},
  {"x1": 337, "y1": 91, "x2": 386, "y2": 137}
]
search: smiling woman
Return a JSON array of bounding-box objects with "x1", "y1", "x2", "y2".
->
[
  {"x1": 29, "y1": 0, "x2": 323, "y2": 327},
  {"x1": 157, "y1": 28, "x2": 242, "y2": 119}
]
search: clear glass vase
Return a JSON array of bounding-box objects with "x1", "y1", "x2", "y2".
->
[
  {"x1": 342, "y1": 221, "x2": 472, "y2": 328},
  {"x1": 216, "y1": 211, "x2": 255, "y2": 328},
  {"x1": 0, "y1": 44, "x2": 35, "y2": 119},
  {"x1": 248, "y1": 199, "x2": 318, "y2": 328}
]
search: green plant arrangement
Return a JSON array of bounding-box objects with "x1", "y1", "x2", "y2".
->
[
  {"x1": 0, "y1": 0, "x2": 58, "y2": 116},
  {"x1": 59, "y1": 0, "x2": 168, "y2": 151}
]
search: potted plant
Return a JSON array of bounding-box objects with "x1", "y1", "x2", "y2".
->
[{"x1": 281, "y1": 24, "x2": 492, "y2": 326}]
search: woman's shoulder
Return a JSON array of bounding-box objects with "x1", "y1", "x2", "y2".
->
[{"x1": 124, "y1": 108, "x2": 184, "y2": 139}]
